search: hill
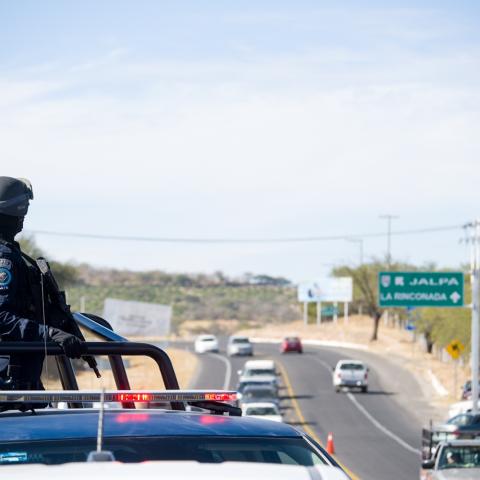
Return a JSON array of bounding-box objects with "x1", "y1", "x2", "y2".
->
[{"x1": 65, "y1": 265, "x2": 299, "y2": 331}]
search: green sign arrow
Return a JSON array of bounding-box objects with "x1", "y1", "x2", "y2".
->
[{"x1": 378, "y1": 271, "x2": 464, "y2": 308}]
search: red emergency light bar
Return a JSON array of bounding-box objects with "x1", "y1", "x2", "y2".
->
[{"x1": 0, "y1": 390, "x2": 237, "y2": 404}]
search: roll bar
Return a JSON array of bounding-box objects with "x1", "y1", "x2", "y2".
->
[{"x1": 0, "y1": 342, "x2": 184, "y2": 411}]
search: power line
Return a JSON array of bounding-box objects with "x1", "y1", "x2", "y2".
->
[{"x1": 23, "y1": 224, "x2": 463, "y2": 244}]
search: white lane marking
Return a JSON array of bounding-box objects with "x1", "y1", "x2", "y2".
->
[
  {"x1": 346, "y1": 392, "x2": 421, "y2": 455},
  {"x1": 315, "y1": 354, "x2": 421, "y2": 456},
  {"x1": 211, "y1": 353, "x2": 232, "y2": 390},
  {"x1": 318, "y1": 359, "x2": 334, "y2": 372}
]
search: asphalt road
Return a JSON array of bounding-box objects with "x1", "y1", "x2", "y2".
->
[{"x1": 187, "y1": 339, "x2": 425, "y2": 480}]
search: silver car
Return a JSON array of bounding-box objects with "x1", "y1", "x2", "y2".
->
[{"x1": 227, "y1": 336, "x2": 253, "y2": 356}]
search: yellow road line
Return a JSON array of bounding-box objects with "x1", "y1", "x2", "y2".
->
[{"x1": 277, "y1": 361, "x2": 360, "y2": 480}]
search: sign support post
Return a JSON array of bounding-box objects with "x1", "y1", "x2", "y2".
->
[
  {"x1": 333, "y1": 302, "x2": 338, "y2": 323},
  {"x1": 454, "y1": 360, "x2": 458, "y2": 399},
  {"x1": 467, "y1": 221, "x2": 480, "y2": 413},
  {"x1": 317, "y1": 302, "x2": 321, "y2": 325},
  {"x1": 303, "y1": 302, "x2": 308, "y2": 326},
  {"x1": 472, "y1": 264, "x2": 479, "y2": 413},
  {"x1": 344, "y1": 302, "x2": 349, "y2": 324},
  {"x1": 446, "y1": 339, "x2": 465, "y2": 400}
]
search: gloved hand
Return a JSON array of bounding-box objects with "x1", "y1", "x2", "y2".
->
[{"x1": 48, "y1": 328, "x2": 87, "y2": 359}]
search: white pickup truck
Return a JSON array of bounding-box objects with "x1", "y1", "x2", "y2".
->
[
  {"x1": 332, "y1": 359, "x2": 368, "y2": 393},
  {"x1": 420, "y1": 439, "x2": 480, "y2": 480}
]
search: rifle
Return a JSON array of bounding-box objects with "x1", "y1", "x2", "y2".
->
[{"x1": 36, "y1": 258, "x2": 101, "y2": 378}]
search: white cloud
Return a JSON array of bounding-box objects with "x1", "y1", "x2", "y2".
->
[{"x1": 3, "y1": 43, "x2": 479, "y2": 276}]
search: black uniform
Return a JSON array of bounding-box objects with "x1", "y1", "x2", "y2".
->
[
  {"x1": 0, "y1": 237, "x2": 47, "y2": 385},
  {"x1": 0, "y1": 177, "x2": 86, "y2": 392}
]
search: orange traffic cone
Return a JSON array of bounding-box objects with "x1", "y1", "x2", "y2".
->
[{"x1": 326, "y1": 432, "x2": 335, "y2": 454}]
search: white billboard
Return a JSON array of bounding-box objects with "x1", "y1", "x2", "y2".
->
[
  {"x1": 103, "y1": 298, "x2": 172, "y2": 337},
  {"x1": 297, "y1": 277, "x2": 353, "y2": 303}
]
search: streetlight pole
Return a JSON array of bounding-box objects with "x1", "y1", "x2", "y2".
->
[
  {"x1": 379, "y1": 215, "x2": 399, "y2": 266},
  {"x1": 465, "y1": 220, "x2": 480, "y2": 413},
  {"x1": 379, "y1": 215, "x2": 399, "y2": 326}
]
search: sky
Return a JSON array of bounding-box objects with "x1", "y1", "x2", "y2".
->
[{"x1": 1, "y1": 1, "x2": 479, "y2": 281}]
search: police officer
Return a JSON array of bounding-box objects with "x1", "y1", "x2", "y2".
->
[{"x1": 0, "y1": 176, "x2": 85, "y2": 389}]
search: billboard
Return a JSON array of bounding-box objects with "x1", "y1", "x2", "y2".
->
[
  {"x1": 297, "y1": 277, "x2": 353, "y2": 303},
  {"x1": 103, "y1": 298, "x2": 172, "y2": 337}
]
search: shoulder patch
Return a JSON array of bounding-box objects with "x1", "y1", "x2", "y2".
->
[
  {"x1": 0, "y1": 268, "x2": 12, "y2": 287},
  {"x1": 0, "y1": 259, "x2": 12, "y2": 270},
  {"x1": 0, "y1": 243, "x2": 12, "y2": 254}
]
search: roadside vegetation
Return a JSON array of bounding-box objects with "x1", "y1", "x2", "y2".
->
[{"x1": 20, "y1": 236, "x2": 471, "y2": 353}]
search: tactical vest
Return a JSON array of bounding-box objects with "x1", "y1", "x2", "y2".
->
[{"x1": 0, "y1": 239, "x2": 41, "y2": 322}]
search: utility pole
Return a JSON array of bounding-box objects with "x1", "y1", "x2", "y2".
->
[
  {"x1": 465, "y1": 220, "x2": 480, "y2": 413},
  {"x1": 379, "y1": 215, "x2": 399, "y2": 327},
  {"x1": 379, "y1": 215, "x2": 399, "y2": 266}
]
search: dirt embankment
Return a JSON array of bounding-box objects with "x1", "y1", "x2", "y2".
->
[{"x1": 44, "y1": 348, "x2": 198, "y2": 391}]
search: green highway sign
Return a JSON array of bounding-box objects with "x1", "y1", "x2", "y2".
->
[{"x1": 378, "y1": 271, "x2": 464, "y2": 308}]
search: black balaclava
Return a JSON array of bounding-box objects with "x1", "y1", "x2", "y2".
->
[{"x1": 0, "y1": 214, "x2": 24, "y2": 242}]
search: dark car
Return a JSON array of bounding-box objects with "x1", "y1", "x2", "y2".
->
[
  {"x1": 423, "y1": 413, "x2": 480, "y2": 458},
  {"x1": 281, "y1": 337, "x2": 303, "y2": 354},
  {"x1": 440, "y1": 413, "x2": 480, "y2": 438},
  {"x1": 239, "y1": 385, "x2": 279, "y2": 407},
  {"x1": 237, "y1": 379, "x2": 277, "y2": 394}
]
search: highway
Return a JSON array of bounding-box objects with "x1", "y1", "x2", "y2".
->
[{"x1": 186, "y1": 339, "x2": 427, "y2": 480}]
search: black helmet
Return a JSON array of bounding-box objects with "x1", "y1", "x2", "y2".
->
[{"x1": 0, "y1": 177, "x2": 34, "y2": 217}]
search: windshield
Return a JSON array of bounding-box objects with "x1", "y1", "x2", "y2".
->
[
  {"x1": 245, "y1": 407, "x2": 279, "y2": 416},
  {"x1": 245, "y1": 369, "x2": 275, "y2": 376},
  {"x1": 244, "y1": 389, "x2": 275, "y2": 399},
  {"x1": 238, "y1": 382, "x2": 271, "y2": 393},
  {"x1": 340, "y1": 363, "x2": 365, "y2": 371},
  {"x1": 0, "y1": 436, "x2": 327, "y2": 466},
  {"x1": 447, "y1": 415, "x2": 474, "y2": 426},
  {"x1": 438, "y1": 446, "x2": 480, "y2": 469},
  {"x1": 232, "y1": 338, "x2": 249, "y2": 344}
]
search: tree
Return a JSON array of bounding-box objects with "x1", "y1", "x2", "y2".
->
[
  {"x1": 332, "y1": 259, "x2": 413, "y2": 341},
  {"x1": 417, "y1": 273, "x2": 471, "y2": 354},
  {"x1": 332, "y1": 262, "x2": 383, "y2": 340}
]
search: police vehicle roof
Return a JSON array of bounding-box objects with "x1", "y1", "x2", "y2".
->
[{"x1": 0, "y1": 408, "x2": 298, "y2": 442}]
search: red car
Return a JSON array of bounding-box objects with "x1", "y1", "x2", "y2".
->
[{"x1": 281, "y1": 336, "x2": 303, "y2": 353}]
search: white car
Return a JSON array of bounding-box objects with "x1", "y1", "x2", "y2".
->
[
  {"x1": 194, "y1": 335, "x2": 219, "y2": 354},
  {"x1": 239, "y1": 359, "x2": 277, "y2": 378},
  {"x1": 238, "y1": 359, "x2": 278, "y2": 390},
  {"x1": 242, "y1": 402, "x2": 283, "y2": 423},
  {"x1": 448, "y1": 400, "x2": 473, "y2": 419},
  {"x1": 333, "y1": 359, "x2": 368, "y2": 393}
]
